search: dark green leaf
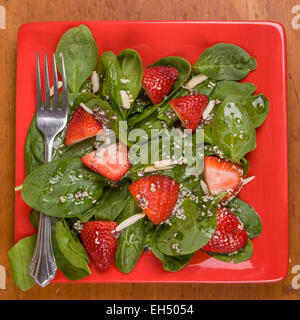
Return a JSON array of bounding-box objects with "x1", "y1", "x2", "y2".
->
[
  {"x1": 193, "y1": 43, "x2": 257, "y2": 80},
  {"x1": 29, "y1": 210, "x2": 40, "y2": 230},
  {"x1": 56, "y1": 220, "x2": 90, "y2": 268},
  {"x1": 150, "y1": 226, "x2": 194, "y2": 272},
  {"x1": 156, "y1": 197, "x2": 220, "y2": 255},
  {"x1": 208, "y1": 238, "x2": 253, "y2": 264},
  {"x1": 92, "y1": 183, "x2": 130, "y2": 221},
  {"x1": 228, "y1": 197, "x2": 262, "y2": 239},
  {"x1": 212, "y1": 80, "x2": 256, "y2": 101},
  {"x1": 143, "y1": 218, "x2": 156, "y2": 248},
  {"x1": 240, "y1": 157, "x2": 250, "y2": 177},
  {"x1": 51, "y1": 218, "x2": 91, "y2": 281},
  {"x1": 55, "y1": 25, "x2": 98, "y2": 93},
  {"x1": 233, "y1": 238, "x2": 253, "y2": 263},
  {"x1": 22, "y1": 158, "x2": 105, "y2": 218},
  {"x1": 8, "y1": 235, "x2": 37, "y2": 291},
  {"x1": 117, "y1": 49, "x2": 143, "y2": 116},
  {"x1": 242, "y1": 94, "x2": 270, "y2": 128},
  {"x1": 115, "y1": 196, "x2": 145, "y2": 273},
  {"x1": 211, "y1": 96, "x2": 256, "y2": 163}
]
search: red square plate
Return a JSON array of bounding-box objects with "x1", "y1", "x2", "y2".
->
[{"x1": 15, "y1": 21, "x2": 288, "y2": 283}]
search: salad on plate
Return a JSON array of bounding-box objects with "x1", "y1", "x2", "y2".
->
[{"x1": 9, "y1": 24, "x2": 269, "y2": 290}]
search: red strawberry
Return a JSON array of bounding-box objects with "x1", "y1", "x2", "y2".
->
[
  {"x1": 169, "y1": 93, "x2": 208, "y2": 131},
  {"x1": 202, "y1": 207, "x2": 248, "y2": 253},
  {"x1": 80, "y1": 221, "x2": 118, "y2": 271},
  {"x1": 82, "y1": 142, "x2": 131, "y2": 181},
  {"x1": 142, "y1": 66, "x2": 178, "y2": 105},
  {"x1": 128, "y1": 175, "x2": 179, "y2": 225},
  {"x1": 203, "y1": 156, "x2": 244, "y2": 204},
  {"x1": 65, "y1": 106, "x2": 102, "y2": 146}
]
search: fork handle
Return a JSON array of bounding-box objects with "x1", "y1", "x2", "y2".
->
[
  {"x1": 29, "y1": 136, "x2": 57, "y2": 287},
  {"x1": 29, "y1": 213, "x2": 57, "y2": 287},
  {"x1": 44, "y1": 135, "x2": 54, "y2": 163}
]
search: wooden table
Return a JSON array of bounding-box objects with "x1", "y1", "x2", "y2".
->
[{"x1": 0, "y1": 0, "x2": 299, "y2": 300}]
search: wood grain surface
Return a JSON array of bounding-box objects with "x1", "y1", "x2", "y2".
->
[{"x1": 0, "y1": 0, "x2": 299, "y2": 300}]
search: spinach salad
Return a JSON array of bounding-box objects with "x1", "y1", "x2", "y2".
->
[{"x1": 9, "y1": 24, "x2": 268, "y2": 290}]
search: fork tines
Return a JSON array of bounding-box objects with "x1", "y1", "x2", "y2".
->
[{"x1": 36, "y1": 53, "x2": 68, "y2": 113}]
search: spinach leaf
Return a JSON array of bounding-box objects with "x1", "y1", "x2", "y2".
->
[
  {"x1": 98, "y1": 50, "x2": 143, "y2": 118},
  {"x1": 208, "y1": 238, "x2": 253, "y2": 264},
  {"x1": 51, "y1": 218, "x2": 91, "y2": 281},
  {"x1": 193, "y1": 43, "x2": 257, "y2": 80},
  {"x1": 132, "y1": 111, "x2": 163, "y2": 137},
  {"x1": 29, "y1": 210, "x2": 40, "y2": 229},
  {"x1": 22, "y1": 158, "x2": 106, "y2": 218},
  {"x1": 58, "y1": 137, "x2": 95, "y2": 159},
  {"x1": 55, "y1": 24, "x2": 98, "y2": 93},
  {"x1": 150, "y1": 226, "x2": 194, "y2": 272},
  {"x1": 115, "y1": 196, "x2": 145, "y2": 274},
  {"x1": 77, "y1": 207, "x2": 97, "y2": 223},
  {"x1": 90, "y1": 182, "x2": 130, "y2": 221},
  {"x1": 25, "y1": 134, "x2": 42, "y2": 175},
  {"x1": 143, "y1": 218, "x2": 156, "y2": 248},
  {"x1": 204, "y1": 125, "x2": 214, "y2": 145},
  {"x1": 129, "y1": 89, "x2": 152, "y2": 116},
  {"x1": 156, "y1": 197, "x2": 219, "y2": 256},
  {"x1": 30, "y1": 211, "x2": 92, "y2": 279},
  {"x1": 8, "y1": 235, "x2": 37, "y2": 291},
  {"x1": 207, "y1": 251, "x2": 232, "y2": 263},
  {"x1": 129, "y1": 56, "x2": 191, "y2": 126},
  {"x1": 98, "y1": 51, "x2": 123, "y2": 111},
  {"x1": 117, "y1": 49, "x2": 143, "y2": 115},
  {"x1": 212, "y1": 80, "x2": 256, "y2": 101},
  {"x1": 233, "y1": 238, "x2": 253, "y2": 263},
  {"x1": 242, "y1": 94, "x2": 270, "y2": 128},
  {"x1": 228, "y1": 197, "x2": 262, "y2": 239},
  {"x1": 191, "y1": 77, "x2": 218, "y2": 97},
  {"x1": 56, "y1": 220, "x2": 90, "y2": 270},
  {"x1": 210, "y1": 96, "x2": 256, "y2": 163},
  {"x1": 240, "y1": 157, "x2": 250, "y2": 177}
]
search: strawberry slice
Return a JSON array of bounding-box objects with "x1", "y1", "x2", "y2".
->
[
  {"x1": 65, "y1": 106, "x2": 102, "y2": 146},
  {"x1": 82, "y1": 142, "x2": 131, "y2": 181},
  {"x1": 202, "y1": 207, "x2": 248, "y2": 253},
  {"x1": 128, "y1": 175, "x2": 179, "y2": 225},
  {"x1": 169, "y1": 93, "x2": 208, "y2": 131},
  {"x1": 80, "y1": 221, "x2": 118, "y2": 271},
  {"x1": 203, "y1": 156, "x2": 244, "y2": 204},
  {"x1": 142, "y1": 66, "x2": 178, "y2": 105}
]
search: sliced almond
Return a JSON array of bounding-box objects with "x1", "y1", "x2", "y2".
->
[
  {"x1": 202, "y1": 100, "x2": 216, "y2": 120},
  {"x1": 80, "y1": 103, "x2": 94, "y2": 114},
  {"x1": 184, "y1": 74, "x2": 208, "y2": 90},
  {"x1": 200, "y1": 179, "x2": 210, "y2": 195},
  {"x1": 14, "y1": 184, "x2": 23, "y2": 191},
  {"x1": 49, "y1": 81, "x2": 63, "y2": 97},
  {"x1": 116, "y1": 214, "x2": 146, "y2": 232},
  {"x1": 243, "y1": 176, "x2": 255, "y2": 186},
  {"x1": 0, "y1": 265, "x2": 6, "y2": 290},
  {"x1": 154, "y1": 158, "x2": 177, "y2": 168},
  {"x1": 120, "y1": 90, "x2": 131, "y2": 109},
  {"x1": 91, "y1": 71, "x2": 100, "y2": 94},
  {"x1": 143, "y1": 165, "x2": 174, "y2": 173}
]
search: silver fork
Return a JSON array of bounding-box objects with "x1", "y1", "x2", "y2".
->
[{"x1": 29, "y1": 53, "x2": 68, "y2": 287}]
